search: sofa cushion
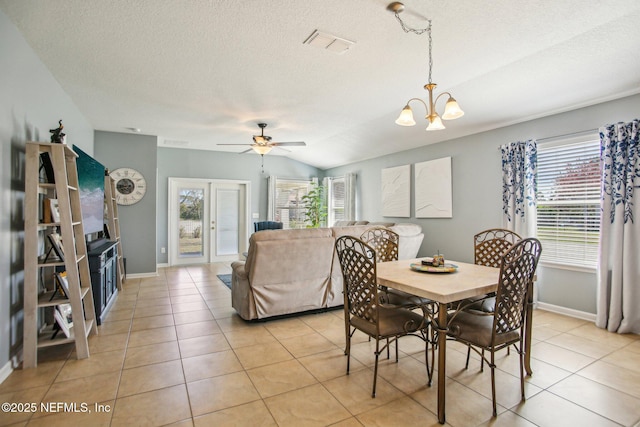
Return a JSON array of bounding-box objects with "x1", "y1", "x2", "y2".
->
[
  {"x1": 333, "y1": 220, "x2": 355, "y2": 226},
  {"x1": 329, "y1": 225, "x2": 373, "y2": 239},
  {"x1": 333, "y1": 220, "x2": 370, "y2": 226},
  {"x1": 367, "y1": 221, "x2": 396, "y2": 227}
]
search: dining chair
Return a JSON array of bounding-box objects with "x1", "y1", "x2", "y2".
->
[
  {"x1": 360, "y1": 227, "x2": 433, "y2": 310},
  {"x1": 460, "y1": 229, "x2": 522, "y2": 366},
  {"x1": 447, "y1": 237, "x2": 541, "y2": 416},
  {"x1": 335, "y1": 235, "x2": 432, "y2": 397},
  {"x1": 466, "y1": 228, "x2": 522, "y2": 314}
]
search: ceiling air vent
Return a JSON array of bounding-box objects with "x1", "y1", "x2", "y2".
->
[{"x1": 303, "y1": 30, "x2": 355, "y2": 54}]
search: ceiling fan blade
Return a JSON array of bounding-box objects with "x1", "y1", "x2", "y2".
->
[
  {"x1": 239, "y1": 148, "x2": 254, "y2": 154},
  {"x1": 271, "y1": 141, "x2": 306, "y2": 146},
  {"x1": 272, "y1": 146, "x2": 292, "y2": 153},
  {"x1": 216, "y1": 143, "x2": 253, "y2": 146}
]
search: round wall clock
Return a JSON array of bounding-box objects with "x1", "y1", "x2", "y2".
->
[{"x1": 110, "y1": 167, "x2": 147, "y2": 205}]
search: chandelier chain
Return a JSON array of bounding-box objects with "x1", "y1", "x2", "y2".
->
[{"x1": 393, "y1": 12, "x2": 433, "y2": 83}]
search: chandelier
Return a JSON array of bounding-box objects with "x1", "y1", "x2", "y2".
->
[{"x1": 389, "y1": 2, "x2": 464, "y2": 131}]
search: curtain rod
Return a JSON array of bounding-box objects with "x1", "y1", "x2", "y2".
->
[
  {"x1": 498, "y1": 128, "x2": 599, "y2": 149},
  {"x1": 536, "y1": 128, "x2": 598, "y2": 143}
]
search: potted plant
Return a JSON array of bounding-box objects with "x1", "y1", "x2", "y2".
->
[{"x1": 301, "y1": 182, "x2": 327, "y2": 228}]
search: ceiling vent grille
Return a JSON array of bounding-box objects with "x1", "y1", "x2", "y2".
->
[{"x1": 303, "y1": 30, "x2": 355, "y2": 54}]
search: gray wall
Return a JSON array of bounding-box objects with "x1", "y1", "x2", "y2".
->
[
  {"x1": 94, "y1": 131, "x2": 158, "y2": 275},
  {"x1": 0, "y1": 10, "x2": 94, "y2": 371},
  {"x1": 325, "y1": 94, "x2": 640, "y2": 314},
  {"x1": 156, "y1": 147, "x2": 320, "y2": 264}
]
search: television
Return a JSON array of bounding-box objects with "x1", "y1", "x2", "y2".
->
[{"x1": 72, "y1": 145, "x2": 105, "y2": 238}]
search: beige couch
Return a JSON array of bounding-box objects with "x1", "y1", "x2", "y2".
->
[{"x1": 231, "y1": 223, "x2": 424, "y2": 320}]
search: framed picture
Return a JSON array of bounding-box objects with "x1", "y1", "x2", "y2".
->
[
  {"x1": 53, "y1": 303, "x2": 73, "y2": 338},
  {"x1": 415, "y1": 157, "x2": 453, "y2": 218},
  {"x1": 54, "y1": 271, "x2": 70, "y2": 298},
  {"x1": 49, "y1": 199, "x2": 61, "y2": 223},
  {"x1": 381, "y1": 164, "x2": 411, "y2": 217},
  {"x1": 46, "y1": 233, "x2": 64, "y2": 261}
]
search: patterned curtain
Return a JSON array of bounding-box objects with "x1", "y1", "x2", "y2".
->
[
  {"x1": 501, "y1": 140, "x2": 537, "y2": 237},
  {"x1": 596, "y1": 119, "x2": 640, "y2": 334}
]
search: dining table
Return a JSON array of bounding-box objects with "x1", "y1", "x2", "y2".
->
[{"x1": 376, "y1": 258, "x2": 534, "y2": 424}]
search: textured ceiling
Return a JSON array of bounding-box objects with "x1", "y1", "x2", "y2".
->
[{"x1": 2, "y1": 0, "x2": 640, "y2": 169}]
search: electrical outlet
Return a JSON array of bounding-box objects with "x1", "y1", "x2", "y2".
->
[
  {"x1": 252, "y1": 213, "x2": 259, "y2": 219},
  {"x1": 161, "y1": 247, "x2": 166, "y2": 254}
]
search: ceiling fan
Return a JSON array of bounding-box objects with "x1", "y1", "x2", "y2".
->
[{"x1": 217, "y1": 123, "x2": 306, "y2": 155}]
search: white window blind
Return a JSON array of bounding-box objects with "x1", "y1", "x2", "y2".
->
[
  {"x1": 327, "y1": 177, "x2": 345, "y2": 226},
  {"x1": 536, "y1": 137, "x2": 601, "y2": 269},
  {"x1": 274, "y1": 178, "x2": 312, "y2": 229}
]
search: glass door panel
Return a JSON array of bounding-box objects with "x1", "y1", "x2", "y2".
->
[
  {"x1": 179, "y1": 188, "x2": 205, "y2": 257},
  {"x1": 169, "y1": 179, "x2": 209, "y2": 265}
]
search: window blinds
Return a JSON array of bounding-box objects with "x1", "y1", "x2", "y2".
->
[{"x1": 536, "y1": 138, "x2": 601, "y2": 269}]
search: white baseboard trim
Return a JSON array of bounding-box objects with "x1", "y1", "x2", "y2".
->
[
  {"x1": 0, "y1": 360, "x2": 13, "y2": 384},
  {"x1": 157, "y1": 263, "x2": 169, "y2": 268},
  {"x1": 536, "y1": 302, "x2": 596, "y2": 322},
  {"x1": 125, "y1": 272, "x2": 159, "y2": 279}
]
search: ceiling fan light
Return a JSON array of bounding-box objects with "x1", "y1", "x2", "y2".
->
[
  {"x1": 252, "y1": 145, "x2": 272, "y2": 155},
  {"x1": 426, "y1": 114, "x2": 445, "y2": 131},
  {"x1": 442, "y1": 97, "x2": 464, "y2": 120},
  {"x1": 395, "y1": 105, "x2": 416, "y2": 126}
]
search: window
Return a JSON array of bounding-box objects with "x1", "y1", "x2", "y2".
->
[
  {"x1": 327, "y1": 176, "x2": 345, "y2": 226},
  {"x1": 274, "y1": 178, "x2": 313, "y2": 229},
  {"x1": 536, "y1": 136, "x2": 601, "y2": 269}
]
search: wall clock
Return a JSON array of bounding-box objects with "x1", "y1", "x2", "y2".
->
[{"x1": 110, "y1": 167, "x2": 146, "y2": 205}]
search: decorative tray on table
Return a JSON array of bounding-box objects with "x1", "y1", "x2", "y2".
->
[{"x1": 410, "y1": 261, "x2": 458, "y2": 273}]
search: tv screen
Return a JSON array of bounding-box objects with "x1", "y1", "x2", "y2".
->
[{"x1": 72, "y1": 145, "x2": 105, "y2": 235}]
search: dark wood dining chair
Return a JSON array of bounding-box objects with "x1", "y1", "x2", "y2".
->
[
  {"x1": 447, "y1": 237, "x2": 541, "y2": 416},
  {"x1": 335, "y1": 235, "x2": 432, "y2": 397}
]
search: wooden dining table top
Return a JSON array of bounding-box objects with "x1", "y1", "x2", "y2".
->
[{"x1": 376, "y1": 258, "x2": 500, "y2": 304}]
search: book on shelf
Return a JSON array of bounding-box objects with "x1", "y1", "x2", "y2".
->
[{"x1": 42, "y1": 197, "x2": 60, "y2": 223}]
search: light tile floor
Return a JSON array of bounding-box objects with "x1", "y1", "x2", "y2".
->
[{"x1": 2, "y1": 263, "x2": 640, "y2": 426}]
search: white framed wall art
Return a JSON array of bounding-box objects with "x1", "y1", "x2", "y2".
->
[
  {"x1": 415, "y1": 157, "x2": 453, "y2": 218},
  {"x1": 381, "y1": 164, "x2": 410, "y2": 217}
]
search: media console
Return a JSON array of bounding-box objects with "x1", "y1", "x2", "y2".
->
[{"x1": 88, "y1": 240, "x2": 118, "y2": 325}]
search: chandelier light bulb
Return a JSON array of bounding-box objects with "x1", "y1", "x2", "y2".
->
[
  {"x1": 442, "y1": 97, "x2": 464, "y2": 120},
  {"x1": 395, "y1": 105, "x2": 416, "y2": 126},
  {"x1": 426, "y1": 115, "x2": 445, "y2": 131}
]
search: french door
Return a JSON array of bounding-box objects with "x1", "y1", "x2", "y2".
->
[{"x1": 168, "y1": 178, "x2": 250, "y2": 265}]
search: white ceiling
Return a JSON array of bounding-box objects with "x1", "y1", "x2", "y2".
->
[{"x1": 2, "y1": 0, "x2": 640, "y2": 169}]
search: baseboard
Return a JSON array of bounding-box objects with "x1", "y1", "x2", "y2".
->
[
  {"x1": 125, "y1": 272, "x2": 159, "y2": 279},
  {"x1": 536, "y1": 302, "x2": 596, "y2": 322},
  {"x1": 157, "y1": 263, "x2": 169, "y2": 268},
  {"x1": 0, "y1": 360, "x2": 13, "y2": 384}
]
